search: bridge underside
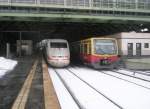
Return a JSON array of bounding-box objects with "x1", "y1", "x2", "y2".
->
[
  {"x1": 0, "y1": 0, "x2": 150, "y2": 42},
  {"x1": 0, "y1": 21, "x2": 150, "y2": 42}
]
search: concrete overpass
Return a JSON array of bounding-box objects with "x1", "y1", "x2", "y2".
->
[{"x1": 0, "y1": 0, "x2": 150, "y2": 23}]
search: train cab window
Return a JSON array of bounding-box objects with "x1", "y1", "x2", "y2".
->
[
  {"x1": 144, "y1": 43, "x2": 149, "y2": 48},
  {"x1": 51, "y1": 42, "x2": 67, "y2": 48},
  {"x1": 94, "y1": 39, "x2": 117, "y2": 55}
]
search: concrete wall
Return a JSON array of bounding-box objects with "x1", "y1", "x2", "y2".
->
[
  {"x1": 17, "y1": 40, "x2": 33, "y2": 56},
  {"x1": 105, "y1": 32, "x2": 150, "y2": 56},
  {"x1": 120, "y1": 38, "x2": 150, "y2": 56}
]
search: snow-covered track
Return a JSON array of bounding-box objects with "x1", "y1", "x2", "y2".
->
[
  {"x1": 68, "y1": 66, "x2": 150, "y2": 109},
  {"x1": 49, "y1": 66, "x2": 150, "y2": 109},
  {"x1": 113, "y1": 68, "x2": 150, "y2": 82},
  {"x1": 50, "y1": 68, "x2": 121, "y2": 109},
  {"x1": 66, "y1": 68, "x2": 123, "y2": 109},
  {"x1": 120, "y1": 68, "x2": 150, "y2": 76},
  {"x1": 73, "y1": 66, "x2": 150, "y2": 90},
  {"x1": 100, "y1": 70, "x2": 150, "y2": 90},
  {"x1": 54, "y1": 69, "x2": 82, "y2": 109}
]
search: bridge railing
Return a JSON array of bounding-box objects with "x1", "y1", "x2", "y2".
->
[{"x1": 0, "y1": 0, "x2": 150, "y2": 11}]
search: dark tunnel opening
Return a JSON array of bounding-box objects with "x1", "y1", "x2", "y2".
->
[{"x1": 0, "y1": 21, "x2": 150, "y2": 58}]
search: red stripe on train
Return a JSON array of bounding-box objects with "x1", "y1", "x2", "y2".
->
[{"x1": 80, "y1": 54, "x2": 119, "y2": 63}]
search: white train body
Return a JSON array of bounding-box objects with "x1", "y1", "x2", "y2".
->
[{"x1": 45, "y1": 39, "x2": 70, "y2": 67}]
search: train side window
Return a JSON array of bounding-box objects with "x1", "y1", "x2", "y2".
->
[
  {"x1": 84, "y1": 44, "x2": 87, "y2": 54},
  {"x1": 77, "y1": 43, "x2": 80, "y2": 53},
  {"x1": 89, "y1": 43, "x2": 91, "y2": 54},
  {"x1": 81, "y1": 44, "x2": 84, "y2": 54},
  {"x1": 144, "y1": 43, "x2": 149, "y2": 48},
  {"x1": 80, "y1": 45, "x2": 82, "y2": 53}
]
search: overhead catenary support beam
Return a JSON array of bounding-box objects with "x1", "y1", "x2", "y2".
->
[{"x1": 0, "y1": 12, "x2": 150, "y2": 23}]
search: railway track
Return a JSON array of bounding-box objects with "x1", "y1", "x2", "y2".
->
[
  {"x1": 100, "y1": 70, "x2": 150, "y2": 90},
  {"x1": 126, "y1": 69, "x2": 150, "y2": 76},
  {"x1": 112, "y1": 68, "x2": 150, "y2": 82},
  {"x1": 52, "y1": 68, "x2": 123, "y2": 109},
  {"x1": 11, "y1": 62, "x2": 150, "y2": 109},
  {"x1": 66, "y1": 69, "x2": 123, "y2": 109},
  {"x1": 67, "y1": 66, "x2": 150, "y2": 109},
  {"x1": 72, "y1": 65, "x2": 150, "y2": 82},
  {"x1": 73, "y1": 66, "x2": 150, "y2": 89},
  {"x1": 53, "y1": 69, "x2": 82, "y2": 109}
]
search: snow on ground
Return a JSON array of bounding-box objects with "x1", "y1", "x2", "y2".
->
[
  {"x1": 68, "y1": 67, "x2": 150, "y2": 109},
  {"x1": 136, "y1": 71, "x2": 150, "y2": 75},
  {"x1": 50, "y1": 68, "x2": 120, "y2": 109},
  {"x1": 102, "y1": 70, "x2": 150, "y2": 89},
  {"x1": 0, "y1": 57, "x2": 18, "y2": 78},
  {"x1": 117, "y1": 69, "x2": 150, "y2": 81},
  {"x1": 48, "y1": 68, "x2": 80, "y2": 109}
]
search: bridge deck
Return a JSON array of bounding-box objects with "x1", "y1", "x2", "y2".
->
[{"x1": 0, "y1": 0, "x2": 150, "y2": 22}]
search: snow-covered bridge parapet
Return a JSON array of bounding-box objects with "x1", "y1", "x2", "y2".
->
[{"x1": 0, "y1": 0, "x2": 150, "y2": 22}]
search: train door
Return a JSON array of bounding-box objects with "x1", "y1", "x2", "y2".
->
[
  {"x1": 127, "y1": 43, "x2": 133, "y2": 56},
  {"x1": 136, "y1": 43, "x2": 141, "y2": 56},
  {"x1": 88, "y1": 42, "x2": 91, "y2": 55}
]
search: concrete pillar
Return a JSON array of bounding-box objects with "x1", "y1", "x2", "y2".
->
[
  {"x1": 36, "y1": 0, "x2": 40, "y2": 4},
  {"x1": 135, "y1": 0, "x2": 138, "y2": 9},
  {"x1": 64, "y1": 0, "x2": 67, "y2": 7},
  {"x1": 89, "y1": 0, "x2": 93, "y2": 8},
  {"x1": 19, "y1": 32, "x2": 22, "y2": 57},
  {"x1": 6, "y1": 43, "x2": 10, "y2": 58},
  {"x1": 113, "y1": 0, "x2": 116, "y2": 8},
  {"x1": 8, "y1": 0, "x2": 11, "y2": 4}
]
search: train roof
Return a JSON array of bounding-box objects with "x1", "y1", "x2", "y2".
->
[
  {"x1": 80, "y1": 37, "x2": 116, "y2": 41},
  {"x1": 46, "y1": 39, "x2": 68, "y2": 42},
  {"x1": 71, "y1": 37, "x2": 116, "y2": 44}
]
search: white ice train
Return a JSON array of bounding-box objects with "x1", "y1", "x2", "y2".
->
[{"x1": 44, "y1": 39, "x2": 70, "y2": 67}]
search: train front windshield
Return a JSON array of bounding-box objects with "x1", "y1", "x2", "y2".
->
[
  {"x1": 51, "y1": 42, "x2": 67, "y2": 48},
  {"x1": 94, "y1": 39, "x2": 117, "y2": 55}
]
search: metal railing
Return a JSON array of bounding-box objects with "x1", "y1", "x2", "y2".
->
[
  {"x1": 0, "y1": 0, "x2": 150, "y2": 10},
  {"x1": 0, "y1": 0, "x2": 150, "y2": 22}
]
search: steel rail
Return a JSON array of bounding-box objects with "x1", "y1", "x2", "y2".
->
[
  {"x1": 99, "y1": 70, "x2": 150, "y2": 90},
  {"x1": 66, "y1": 68, "x2": 123, "y2": 109},
  {"x1": 112, "y1": 69, "x2": 150, "y2": 82},
  {"x1": 53, "y1": 69, "x2": 82, "y2": 109},
  {"x1": 71, "y1": 66, "x2": 150, "y2": 90}
]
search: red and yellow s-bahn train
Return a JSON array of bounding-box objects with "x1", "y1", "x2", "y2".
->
[{"x1": 71, "y1": 37, "x2": 120, "y2": 69}]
